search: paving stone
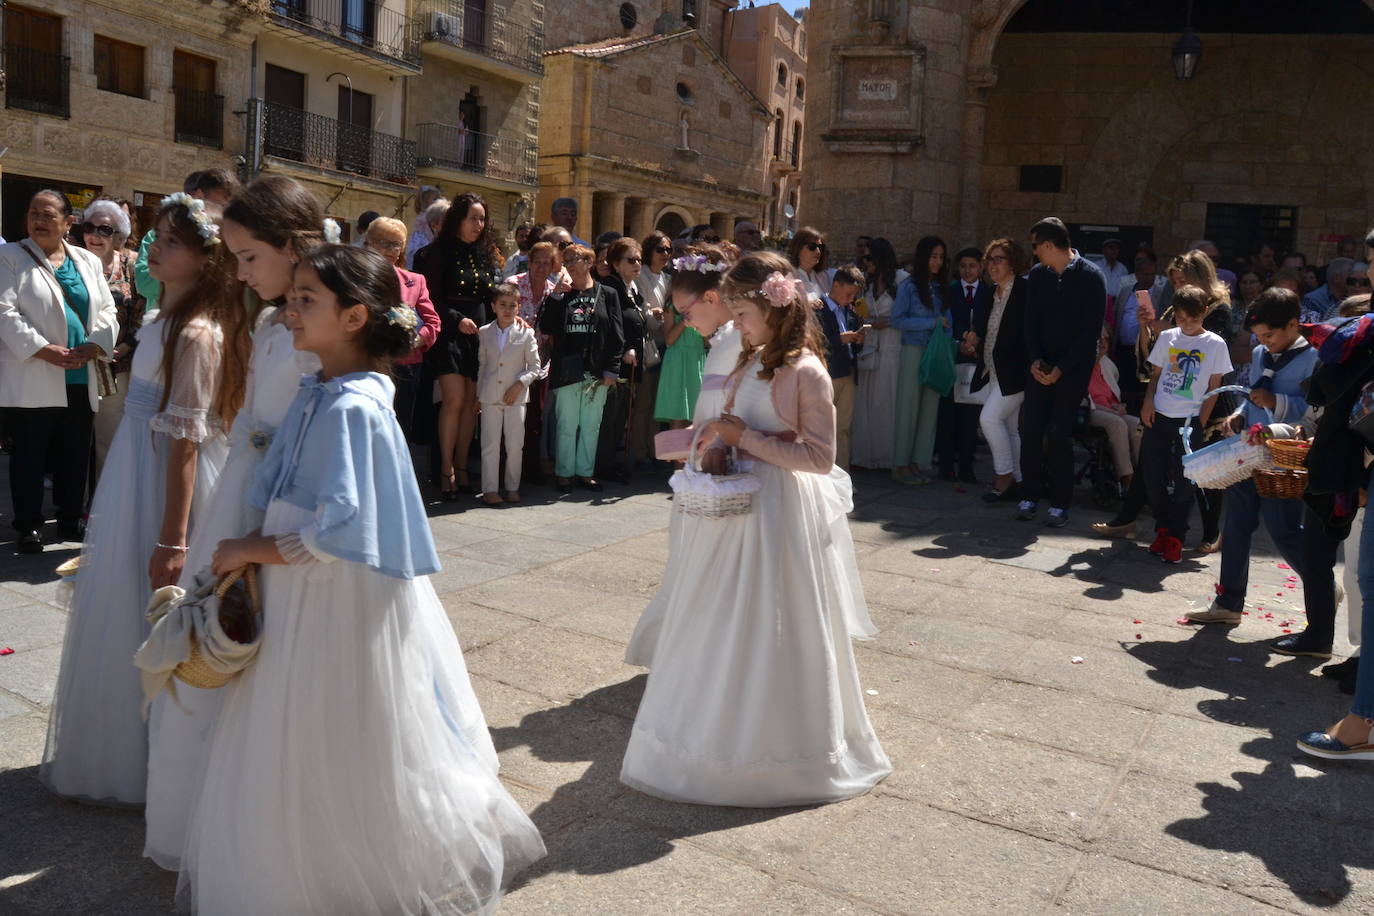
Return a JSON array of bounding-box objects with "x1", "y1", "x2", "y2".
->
[
  {"x1": 426, "y1": 556, "x2": 521, "y2": 596},
  {"x1": 963, "y1": 680, "x2": 1156, "y2": 763},
  {"x1": 445, "y1": 535, "x2": 593, "y2": 572},
  {"x1": 0, "y1": 644, "x2": 63, "y2": 707},
  {"x1": 444, "y1": 601, "x2": 539, "y2": 652},
  {"x1": 465, "y1": 626, "x2": 636, "y2": 706},
  {"x1": 730, "y1": 880, "x2": 886, "y2": 916},
  {"x1": 0, "y1": 604, "x2": 68, "y2": 652},
  {"x1": 796, "y1": 795, "x2": 1079, "y2": 914},
  {"x1": 1053, "y1": 853, "x2": 1288, "y2": 915}
]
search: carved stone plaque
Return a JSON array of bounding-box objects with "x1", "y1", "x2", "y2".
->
[{"x1": 825, "y1": 45, "x2": 926, "y2": 153}]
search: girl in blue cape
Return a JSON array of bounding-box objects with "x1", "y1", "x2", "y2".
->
[{"x1": 177, "y1": 246, "x2": 543, "y2": 915}]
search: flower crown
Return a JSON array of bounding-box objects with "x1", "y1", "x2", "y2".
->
[
  {"x1": 162, "y1": 192, "x2": 220, "y2": 248},
  {"x1": 672, "y1": 254, "x2": 728, "y2": 275},
  {"x1": 758, "y1": 271, "x2": 805, "y2": 308},
  {"x1": 386, "y1": 305, "x2": 418, "y2": 331},
  {"x1": 323, "y1": 218, "x2": 342, "y2": 245}
]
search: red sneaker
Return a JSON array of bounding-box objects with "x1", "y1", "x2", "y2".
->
[
  {"x1": 1161, "y1": 535, "x2": 1183, "y2": 564},
  {"x1": 1149, "y1": 527, "x2": 1170, "y2": 555}
]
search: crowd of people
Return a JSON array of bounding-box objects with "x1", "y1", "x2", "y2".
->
[{"x1": 1, "y1": 166, "x2": 1372, "y2": 913}]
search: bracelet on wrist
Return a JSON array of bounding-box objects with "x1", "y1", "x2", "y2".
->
[{"x1": 156, "y1": 542, "x2": 189, "y2": 552}]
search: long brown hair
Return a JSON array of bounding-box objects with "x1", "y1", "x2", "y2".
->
[
  {"x1": 721, "y1": 251, "x2": 828, "y2": 381},
  {"x1": 222, "y1": 175, "x2": 325, "y2": 265},
  {"x1": 154, "y1": 200, "x2": 250, "y2": 426}
]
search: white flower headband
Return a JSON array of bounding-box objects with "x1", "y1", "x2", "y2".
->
[
  {"x1": 672, "y1": 254, "x2": 728, "y2": 275},
  {"x1": 758, "y1": 271, "x2": 805, "y2": 308},
  {"x1": 386, "y1": 305, "x2": 418, "y2": 331},
  {"x1": 162, "y1": 192, "x2": 220, "y2": 248},
  {"x1": 323, "y1": 218, "x2": 342, "y2": 245}
]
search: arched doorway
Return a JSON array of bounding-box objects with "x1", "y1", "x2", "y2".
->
[{"x1": 655, "y1": 208, "x2": 689, "y2": 239}]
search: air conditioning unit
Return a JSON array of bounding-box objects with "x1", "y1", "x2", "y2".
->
[{"x1": 428, "y1": 11, "x2": 460, "y2": 40}]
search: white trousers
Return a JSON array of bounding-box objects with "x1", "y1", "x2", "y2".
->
[
  {"x1": 480, "y1": 402, "x2": 526, "y2": 494},
  {"x1": 1342, "y1": 507, "x2": 1364, "y2": 652},
  {"x1": 979, "y1": 380, "x2": 1023, "y2": 480}
]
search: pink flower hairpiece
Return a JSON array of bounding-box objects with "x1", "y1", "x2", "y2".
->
[{"x1": 759, "y1": 271, "x2": 803, "y2": 308}]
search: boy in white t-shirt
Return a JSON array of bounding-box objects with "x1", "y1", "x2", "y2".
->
[{"x1": 1141, "y1": 285, "x2": 1234, "y2": 564}]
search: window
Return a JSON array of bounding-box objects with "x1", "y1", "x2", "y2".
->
[
  {"x1": 619, "y1": 2, "x2": 637, "y2": 30},
  {"x1": 1205, "y1": 203, "x2": 1297, "y2": 269},
  {"x1": 4, "y1": 4, "x2": 69, "y2": 117},
  {"x1": 795, "y1": 77, "x2": 804, "y2": 100},
  {"x1": 777, "y1": 63, "x2": 787, "y2": 87},
  {"x1": 94, "y1": 34, "x2": 144, "y2": 98},
  {"x1": 791, "y1": 121, "x2": 801, "y2": 168},
  {"x1": 1018, "y1": 164, "x2": 1063, "y2": 193},
  {"x1": 675, "y1": 81, "x2": 693, "y2": 103},
  {"x1": 173, "y1": 51, "x2": 221, "y2": 148},
  {"x1": 773, "y1": 110, "x2": 783, "y2": 159}
]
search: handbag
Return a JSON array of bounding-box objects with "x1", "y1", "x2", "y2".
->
[
  {"x1": 953, "y1": 363, "x2": 988, "y2": 405},
  {"x1": 1349, "y1": 380, "x2": 1374, "y2": 447},
  {"x1": 134, "y1": 566, "x2": 262, "y2": 714},
  {"x1": 20, "y1": 243, "x2": 117, "y2": 397},
  {"x1": 668, "y1": 369, "x2": 761, "y2": 518},
  {"x1": 918, "y1": 321, "x2": 957, "y2": 397}
]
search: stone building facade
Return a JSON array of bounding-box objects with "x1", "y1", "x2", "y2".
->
[
  {"x1": 722, "y1": 2, "x2": 808, "y2": 236},
  {"x1": 803, "y1": 0, "x2": 1374, "y2": 265},
  {"x1": 0, "y1": 0, "x2": 252, "y2": 239},
  {"x1": 537, "y1": 1, "x2": 768, "y2": 242},
  {"x1": 1, "y1": 0, "x2": 540, "y2": 246}
]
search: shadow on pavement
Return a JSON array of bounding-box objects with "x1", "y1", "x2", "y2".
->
[{"x1": 493, "y1": 677, "x2": 801, "y2": 886}]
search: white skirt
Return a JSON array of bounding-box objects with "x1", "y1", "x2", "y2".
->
[
  {"x1": 145, "y1": 424, "x2": 269, "y2": 869},
  {"x1": 40, "y1": 396, "x2": 227, "y2": 806},
  {"x1": 620, "y1": 462, "x2": 890, "y2": 807},
  {"x1": 177, "y1": 500, "x2": 544, "y2": 915}
]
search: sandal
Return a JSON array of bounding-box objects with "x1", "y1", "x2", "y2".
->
[
  {"x1": 440, "y1": 471, "x2": 458, "y2": 502},
  {"x1": 1298, "y1": 716, "x2": 1374, "y2": 760}
]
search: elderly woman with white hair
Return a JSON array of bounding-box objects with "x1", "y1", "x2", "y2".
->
[{"x1": 78, "y1": 198, "x2": 144, "y2": 478}]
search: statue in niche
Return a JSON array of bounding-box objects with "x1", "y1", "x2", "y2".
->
[{"x1": 680, "y1": 111, "x2": 690, "y2": 150}]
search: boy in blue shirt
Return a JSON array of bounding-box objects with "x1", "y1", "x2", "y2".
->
[{"x1": 1186, "y1": 288, "x2": 1318, "y2": 622}]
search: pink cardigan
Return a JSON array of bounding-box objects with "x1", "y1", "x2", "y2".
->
[{"x1": 395, "y1": 266, "x2": 441, "y2": 366}]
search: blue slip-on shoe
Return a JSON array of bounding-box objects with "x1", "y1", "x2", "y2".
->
[
  {"x1": 1045, "y1": 507, "x2": 1069, "y2": 528},
  {"x1": 1015, "y1": 500, "x2": 1038, "y2": 521},
  {"x1": 1297, "y1": 726, "x2": 1374, "y2": 761}
]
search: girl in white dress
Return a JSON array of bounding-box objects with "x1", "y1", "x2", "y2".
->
[
  {"x1": 621, "y1": 252, "x2": 890, "y2": 807},
  {"x1": 181, "y1": 245, "x2": 543, "y2": 914},
  {"x1": 625, "y1": 247, "x2": 741, "y2": 668},
  {"x1": 851, "y1": 238, "x2": 907, "y2": 469},
  {"x1": 40, "y1": 196, "x2": 244, "y2": 805},
  {"x1": 144, "y1": 176, "x2": 326, "y2": 867}
]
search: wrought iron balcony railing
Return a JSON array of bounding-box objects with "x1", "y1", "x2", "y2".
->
[
  {"x1": 252, "y1": 99, "x2": 416, "y2": 184},
  {"x1": 3, "y1": 45, "x2": 71, "y2": 118},
  {"x1": 420, "y1": 4, "x2": 543, "y2": 75},
  {"x1": 174, "y1": 88, "x2": 224, "y2": 149},
  {"x1": 415, "y1": 122, "x2": 537, "y2": 186},
  {"x1": 271, "y1": 0, "x2": 421, "y2": 67}
]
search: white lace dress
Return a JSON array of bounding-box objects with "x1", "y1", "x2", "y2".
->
[
  {"x1": 625, "y1": 323, "x2": 742, "y2": 667},
  {"x1": 40, "y1": 317, "x2": 230, "y2": 806},
  {"x1": 144, "y1": 312, "x2": 319, "y2": 867},
  {"x1": 620, "y1": 354, "x2": 891, "y2": 807}
]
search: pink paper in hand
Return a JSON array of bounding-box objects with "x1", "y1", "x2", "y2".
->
[
  {"x1": 654, "y1": 428, "x2": 695, "y2": 462},
  {"x1": 1135, "y1": 289, "x2": 1155, "y2": 322}
]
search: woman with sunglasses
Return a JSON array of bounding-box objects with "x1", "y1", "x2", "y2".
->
[
  {"x1": 78, "y1": 199, "x2": 143, "y2": 482},
  {"x1": 596, "y1": 237, "x2": 656, "y2": 479},
  {"x1": 788, "y1": 227, "x2": 831, "y2": 305}
]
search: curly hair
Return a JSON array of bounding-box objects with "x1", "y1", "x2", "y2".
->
[{"x1": 721, "y1": 251, "x2": 828, "y2": 381}]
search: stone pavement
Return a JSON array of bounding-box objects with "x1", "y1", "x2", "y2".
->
[{"x1": 0, "y1": 465, "x2": 1369, "y2": 915}]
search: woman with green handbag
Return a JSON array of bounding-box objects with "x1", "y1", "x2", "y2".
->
[{"x1": 889, "y1": 236, "x2": 949, "y2": 484}]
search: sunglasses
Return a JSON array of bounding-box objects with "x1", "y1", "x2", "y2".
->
[
  {"x1": 369, "y1": 239, "x2": 405, "y2": 251},
  {"x1": 805, "y1": 242, "x2": 826, "y2": 252},
  {"x1": 623, "y1": 256, "x2": 643, "y2": 265},
  {"x1": 81, "y1": 223, "x2": 116, "y2": 237},
  {"x1": 557, "y1": 240, "x2": 572, "y2": 249}
]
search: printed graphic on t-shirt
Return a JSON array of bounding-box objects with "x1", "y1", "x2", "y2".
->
[
  {"x1": 1162, "y1": 345, "x2": 1205, "y2": 400},
  {"x1": 563, "y1": 292, "x2": 596, "y2": 336}
]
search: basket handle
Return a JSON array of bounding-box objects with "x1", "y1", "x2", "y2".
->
[
  {"x1": 214, "y1": 565, "x2": 261, "y2": 614},
  {"x1": 687, "y1": 422, "x2": 737, "y2": 475},
  {"x1": 1180, "y1": 384, "x2": 1251, "y2": 456}
]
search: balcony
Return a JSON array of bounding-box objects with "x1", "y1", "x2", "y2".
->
[
  {"x1": 771, "y1": 142, "x2": 799, "y2": 171},
  {"x1": 3, "y1": 45, "x2": 71, "y2": 119},
  {"x1": 268, "y1": 0, "x2": 422, "y2": 73},
  {"x1": 250, "y1": 99, "x2": 416, "y2": 186},
  {"x1": 174, "y1": 88, "x2": 224, "y2": 149},
  {"x1": 415, "y1": 122, "x2": 537, "y2": 189},
  {"x1": 419, "y1": 4, "x2": 542, "y2": 82}
]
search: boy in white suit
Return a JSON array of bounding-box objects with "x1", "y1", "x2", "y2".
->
[{"x1": 477, "y1": 284, "x2": 543, "y2": 504}]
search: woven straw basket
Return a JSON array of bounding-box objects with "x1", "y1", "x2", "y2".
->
[
  {"x1": 1254, "y1": 466, "x2": 1308, "y2": 500},
  {"x1": 673, "y1": 424, "x2": 759, "y2": 519},
  {"x1": 175, "y1": 566, "x2": 260, "y2": 690},
  {"x1": 1266, "y1": 438, "x2": 1311, "y2": 469}
]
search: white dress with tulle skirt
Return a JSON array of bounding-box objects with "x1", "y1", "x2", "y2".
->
[
  {"x1": 40, "y1": 317, "x2": 229, "y2": 806},
  {"x1": 620, "y1": 354, "x2": 891, "y2": 807},
  {"x1": 144, "y1": 313, "x2": 319, "y2": 868}
]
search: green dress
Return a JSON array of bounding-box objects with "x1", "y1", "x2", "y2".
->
[{"x1": 653, "y1": 310, "x2": 706, "y2": 422}]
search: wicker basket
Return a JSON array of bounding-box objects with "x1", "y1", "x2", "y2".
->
[
  {"x1": 671, "y1": 424, "x2": 760, "y2": 519},
  {"x1": 1266, "y1": 438, "x2": 1311, "y2": 469},
  {"x1": 1254, "y1": 466, "x2": 1308, "y2": 500},
  {"x1": 1180, "y1": 385, "x2": 1270, "y2": 489},
  {"x1": 175, "y1": 566, "x2": 260, "y2": 690}
]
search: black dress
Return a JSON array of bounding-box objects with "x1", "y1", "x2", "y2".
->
[{"x1": 417, "y1": 240, "x2": 498, "y2": 380}]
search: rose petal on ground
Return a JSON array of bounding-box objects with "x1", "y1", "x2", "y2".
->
[
  {"x1": 1278, "y1": 563, "x2": 1291, "y2": 569},
  {"x1": 1133, "y1": 619, "x2": 1142, "y2": 624},
  {"x1": 1135, "y1": 633, "x2": 1143, "y2": 639},
  {"x1": 0, "y1": 647, "x2": 12, "y2": 656},
  {"x1": 1177, "y1": 617, "x2": 1193, "y2": 625}
]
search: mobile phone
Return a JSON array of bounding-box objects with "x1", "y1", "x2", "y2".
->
[{"x1": 1135, "y1": 289, "x2": 1155, "y2": 321}]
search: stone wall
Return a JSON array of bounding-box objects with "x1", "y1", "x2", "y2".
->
[
  {"x1": 1, "y1": 0, "x2": 253, "y2": 208},
  {"x1": 979, "y1": 31, "x2": 1374, "y2": 259}
]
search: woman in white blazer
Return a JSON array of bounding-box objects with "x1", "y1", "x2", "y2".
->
[{"x1": 0, "y1": 190, "x2": 118, "y2": 552}]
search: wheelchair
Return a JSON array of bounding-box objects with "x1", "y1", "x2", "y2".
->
[{"x1": 1072, "y1": 405, "x2": 1123, "y2": 512}]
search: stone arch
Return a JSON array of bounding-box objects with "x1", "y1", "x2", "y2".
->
[{"x1": 655, "y1": 205, "x2": 691, "y2": 237}]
